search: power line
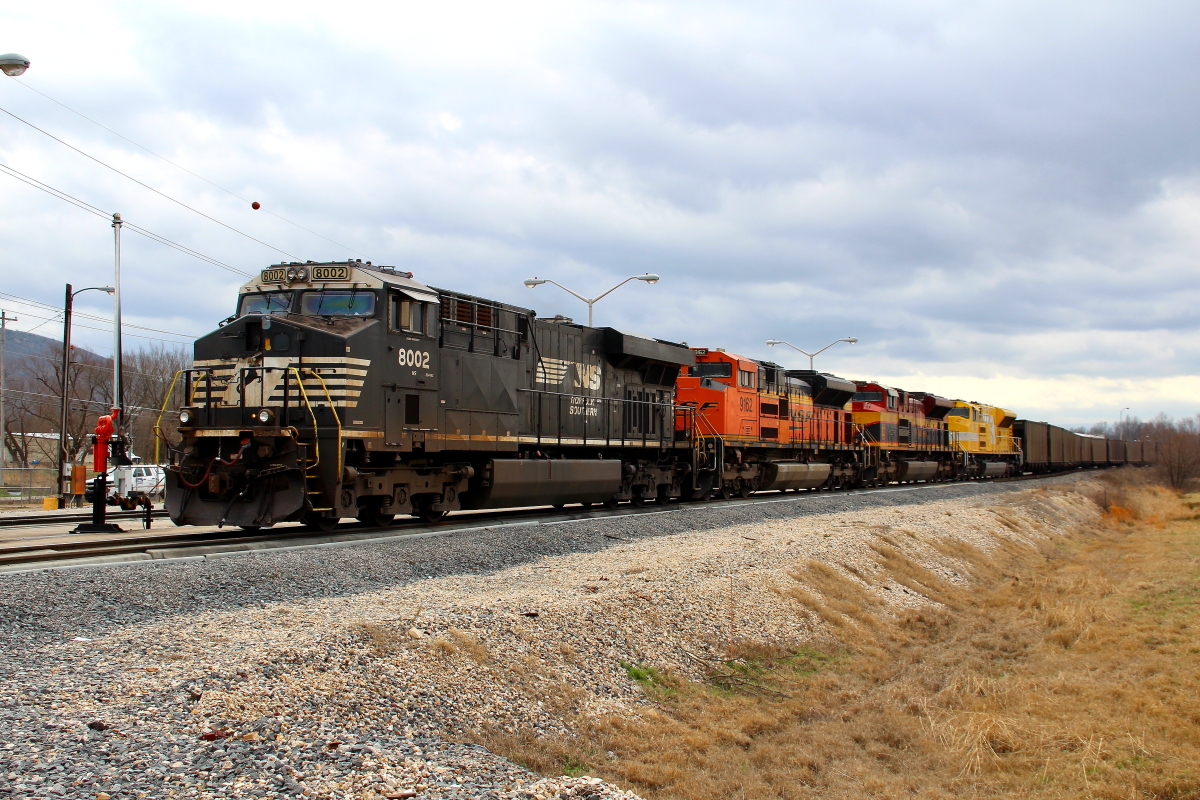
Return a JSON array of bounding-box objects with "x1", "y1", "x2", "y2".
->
[
  {"x1": 0, "y1": 103, "x2": 305, "y2": 262},
  {"x1": 9, "y1": 350, "x2": 188, "y2": 381},
  {"x1": 0, "y1": 291, "x2": 198, "y2": 338},
  {"x1": 0, "y1": 161, "x2": 252, "y2": 278},
  {"x1": 0, "y1": 387, "x2": 161, "y2": 414},
  {"x1": 1, "y1": 307, "x2": 193, "y2": 345},
  {"x1": 13, "y1": 77, "x2": 370, "y2": 259}
]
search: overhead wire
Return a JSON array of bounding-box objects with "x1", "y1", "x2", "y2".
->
[
  {"x1": 0, "y1": 162, "x2": 252, "y2": 278},
  {"x1": 0, "y1": 104, "x2": 304, "y2": 261},
  {"x1": 0, "y1": 387, "x2": 159, "y2": 414},
  {"x1": 0, "y1": 290, "x2": 198, "y2": 338},
  {"x1": 13, "y1": 77, "x2": 369, "y2": 259},
  {"x1": 0, "y1": 307, "x2": 194, "y2": 345},
  {"x1": 5, "y1": 349, "x2": 186, "y2": 381}
]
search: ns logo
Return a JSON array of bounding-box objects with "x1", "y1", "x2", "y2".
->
[{"x1": 535, "y1": 358, "x2": 601, "y2": 390}]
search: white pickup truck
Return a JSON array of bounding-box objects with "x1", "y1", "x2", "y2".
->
[{"x1": 84, "y1": 465, "x2": 166, "y2": 504}]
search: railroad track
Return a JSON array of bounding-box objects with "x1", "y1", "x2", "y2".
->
[
  {"x1": 0, "y1": 469, "x2": 1093, "y2": 573},
  {"x1": 0, "y1": 509, "x2": 149, "y2": 529}
]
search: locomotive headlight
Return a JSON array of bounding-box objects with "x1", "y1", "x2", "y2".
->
[
  {"x1": 178, "y1": 408, "x2": 195, "y2": 425},
  {"x1": 256, "y1": 408, "x2": 275, "y2": 425},
  {"x1": 294, "y1": 266, "x2": 309, "y2": 282},
  {"x1": 285, "y1": 266, "x2": 298, "y2": 282}
]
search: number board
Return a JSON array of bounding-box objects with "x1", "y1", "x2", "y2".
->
[
  {"x1": 312, "y1": 266, "x2": 349, "y2": 281},
  {"x1": 258, "y1": 265, "x2": 351, "y2": 283}
]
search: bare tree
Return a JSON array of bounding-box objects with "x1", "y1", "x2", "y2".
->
[
  {"x1": 1143, "y1": 414, "x2": 1200, "y2": 491},
  {"x1": 4, "y1": 345, "x2": 113, "y2": 465},
  {"x1": 1, "y1": 342, "x2": 190, "y2": 468},
  {"x1": 123, "y1": 343, "x2": 192, "y2": 460}
]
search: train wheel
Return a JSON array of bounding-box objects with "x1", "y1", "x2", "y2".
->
[
  {"x1": 720, "y1": 483, "x2": 734, "y2": 501},
  {"x1": 415, "y1": 501, "x2": 448, "y2": 525},
  {"x1": 630, "y1": 493, "x2": 646, "y2": 508},
  {"x1": 356, "y1": 505, "x2": 395, "y2": 527},
  {"x1": 580, "y1": 502, "x2": 593, "y2": 509},
  {"x1": 604, "y1": 497, "x2": 620, "y2": 509},
  {"x1": 656, "y1": 486, "x2": 672, "y2": 505},
  {"x1": 304, "y1": 513, "x2": 339, "y2": 532},
  {"x1": 738, "y1": 479, "x2": 751, "y2": 499}
]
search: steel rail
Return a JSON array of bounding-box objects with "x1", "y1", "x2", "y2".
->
[
  {"x1": 0, "y1": 469, "x2": 1095, "y2": 572},
  {"x1": 0, "y1": 509, "x2": 149, "y2": 528}
]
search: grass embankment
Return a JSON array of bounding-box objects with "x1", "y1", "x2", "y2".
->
[{"x1": 482, "y1": 476, "x2": 1200, "y2": 799}]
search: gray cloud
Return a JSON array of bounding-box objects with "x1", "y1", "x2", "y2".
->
[{"x1": 0, "y1": 1, "x2": 1197, "y2": 426}]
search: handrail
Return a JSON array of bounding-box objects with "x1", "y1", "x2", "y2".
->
[
  {"x1": 306, "y1": 369, "x2": 343, "y2": 478},
  {"x1": 152, "y1": 369, "x2": 186, "y2": 464},
  {"x1": 287, "y1": 367, "x2": 322, "y2": 471}
]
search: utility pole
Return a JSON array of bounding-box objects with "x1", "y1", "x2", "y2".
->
[
  {"x1": 0, "y1": 310, "x2": 15, "y2": 491},
  {"x1": 112, "y1": 213, "x2": 124, "y2": 418},
  {"x1": 58, "y1": 285, "x2": 73, "y2": 504}
]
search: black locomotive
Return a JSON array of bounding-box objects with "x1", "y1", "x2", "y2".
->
[{"x1": 165, "y1": 261, "x2": 708, "y2": 530}]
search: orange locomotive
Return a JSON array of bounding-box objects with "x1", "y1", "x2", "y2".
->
[{"x1": 676, "y1": 349, "x2": 1020, "y2": 496}]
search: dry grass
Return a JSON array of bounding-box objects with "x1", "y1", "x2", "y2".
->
[{"x1": 478, "y1": 478, "x2": 1200, "y2": 799}]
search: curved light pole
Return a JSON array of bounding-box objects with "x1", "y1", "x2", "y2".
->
[
  {"x1": 766, "y1": 337, "x2": 858, "y2": 370},
  {"x1": 0, "y1": 54, "x2": 30, "y2": 77},
  {"x1": 1118, "y1": 407, "x2": 1130, "y2": 439},
  {"x1": 58, "y1": 285, "x2": 114, "y2": 504},
  {"x1": 523, "y1": 274, "x2": 659, "y2": 327}
]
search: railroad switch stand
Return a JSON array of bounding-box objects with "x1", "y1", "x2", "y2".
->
[{"x1": 71, "y1": 408, "x2": 126, "y2": 535}]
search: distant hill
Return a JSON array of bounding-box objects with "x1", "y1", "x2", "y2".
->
[{"x1": 1, "y1": 329, "x2": 106, "y2": 380}]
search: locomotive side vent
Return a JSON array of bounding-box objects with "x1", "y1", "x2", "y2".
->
[{"x1": 455, "y1": 300, "x2": 475, "y2": 325}]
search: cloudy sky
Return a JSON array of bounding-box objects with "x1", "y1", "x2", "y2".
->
[{"x1": 0, "y1": 1, "x2": 1197, "y2": 425}]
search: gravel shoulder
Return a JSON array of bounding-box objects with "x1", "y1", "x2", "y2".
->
[{"x1": 0, "y1": 475, "x2": 1099, "y2": 799}]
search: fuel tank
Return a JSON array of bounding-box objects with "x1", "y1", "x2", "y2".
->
[{"x1": 760, "y1": 461, "x2": 833, "y2": 491}]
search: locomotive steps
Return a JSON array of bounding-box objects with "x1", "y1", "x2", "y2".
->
[{"x1": 0, "y1": 472, "x2": 1124, "y2": 799}]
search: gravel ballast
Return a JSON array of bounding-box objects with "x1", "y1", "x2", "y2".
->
[{"x1": 0, "y1": 475, "x2": 1099, "y2": 799}]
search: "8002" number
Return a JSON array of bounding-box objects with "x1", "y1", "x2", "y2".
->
[{"x1": 400, "y1": 349, "x2": 430, "y2": 369}]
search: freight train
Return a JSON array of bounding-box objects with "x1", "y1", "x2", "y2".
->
[{"x1": 162, "y1": 262, "x2": 1148, "y2": 530}]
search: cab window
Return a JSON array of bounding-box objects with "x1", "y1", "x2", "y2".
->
[
  {"x1": 947, "y1": 407, "x2": 970, "y2": 418},
  {"x1": 389, "y1": 294, "x2": 427, "y2": 333},
  {"x1": 238, "y1": 291, "x2": 292, "y2": 317},
  {"x1": 300, "y1": 290, "x2": 376, "y2": 317},
  {"x1": 738, "y1": 369, "x2": 756, "y2": 388},
  {"x1": 691, "y1": 362, "x2": 733, "y2": 378},
  {"x1": 853, "y1": 390, "x2": 883, "y2": 402}
]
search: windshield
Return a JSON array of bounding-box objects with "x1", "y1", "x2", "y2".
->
[
  {"x1": 691, "y1": 362, "x2": 733, "y2": 378},
  {"x1": 238, "y1": 291, "x2": 293, "y2": 317},
  {"x1": 300, "y1": 290, "x2": 376, "y2": 317}
]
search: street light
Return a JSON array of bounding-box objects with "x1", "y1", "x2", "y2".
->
[
  {"x1": 58, "y1": 285, "x2": 114, "y2": 505},
  {"x1": 0, "y1": 54, "x2": 29, "y2": 77},
  {"x1": 766, "y1": 337, "x2": 858, "y2": 371},
  {"x1": 523, "y1": 273, "x2": 660, "y2": 327},
  {"x1": 1118, "y1": 407, "x2": 1131, "y2": 439}
]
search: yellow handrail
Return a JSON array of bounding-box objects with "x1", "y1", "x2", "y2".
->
[
  {"x1": 288, "y1": 367, "x2": 321, "y2": 471},
  {"x1": 306, "y1": 368, "x2": 343, "y2": 478},
  {"x1": 153, "y1": 369, "x2": 185, "y2": 464}
]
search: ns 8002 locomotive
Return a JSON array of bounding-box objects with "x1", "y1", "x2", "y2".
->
[{"x1": 164, "y1": 261, "x2": 708, "y2": 530}]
